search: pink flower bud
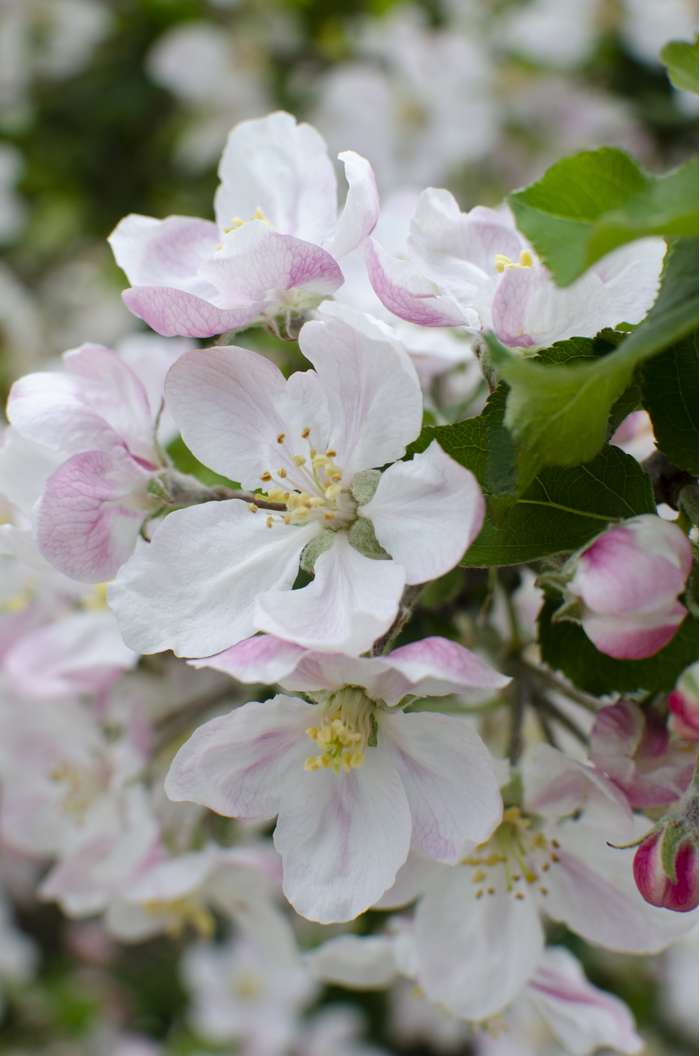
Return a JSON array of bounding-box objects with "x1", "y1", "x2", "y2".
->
[
  {"x1": 633, "y1": 827, "x2": 698, "y2": 912},
  {"x1": 668, "y1": 663, "x2": 699, "y2": 742},
  {"x1": 565, "y1": 515, "x2": 692, "y2": 660}
]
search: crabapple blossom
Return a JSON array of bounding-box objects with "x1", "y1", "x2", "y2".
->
[
  {"x1": 6, "y1": 337, "x2": 190, "y2": 581},
  {"x1": 557, "y1": 514, "x2": 693, "y2": 660},
  {"x1": 366, "y1": 188, "x2": 666, "y2": 346},
  {"x1": 412, "y1": 744, "x2": 695, "y2": 1020},
  {"x1": 166, "y1": 636, "x2": 507, "y2": 922},
  {"x1": 110, "y1": 312, "x2": 484, "y2": 657},
  {"x1": 668, "y1": 662, "x2": 699, "y2": 741},
  {"x1": 589, "y1": 699, "x2": 695, "y2": 808},
  {"x1": 633, "y1": 826, "x2": 698, "y2": 913},
  {"x1": 109, "y1": 111, "x2": 379, "y2": 338}
]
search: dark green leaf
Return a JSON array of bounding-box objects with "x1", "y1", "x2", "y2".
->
[{"x1": 642, "y1": 332, "x2": 699, "y2": 473}]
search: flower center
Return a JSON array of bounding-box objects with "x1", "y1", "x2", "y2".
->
[
  {"x1": 49, "y1": 761, "x2": 107, "y2": 820},
  {"x1": 252, "y1": 427, "x2": 357, "y2": 531},
  {"x1": 304, "y1": 688, "x2": 374, "y2": 774},
  {"x1": 143, "y1": 896, "x2": 215, "y2": 939},
  {"x1": 461, "y1": 806, "x2": 560, "y2": 900},
  {"x1": 222, "y1": 206, "x2": 271, "y2": 234},
  {"x1": 495, "y1": 249, "x2": 534, "y2": 273},
  {"x1": 231, "y1": 971, "x2": 263, "y2": 1001}
]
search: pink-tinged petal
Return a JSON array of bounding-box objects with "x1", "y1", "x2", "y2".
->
[
  {"x1": 668, "y1": 663, "x2": 699, "y2": 741},
  {"x1": 522, "y1": 743, "x2": 632, "y2": 830},
  {"x1": 590, "y1": 701, "x2": 693, "y2": 808},
  {"x1": 362, "y1": 441, "x2": 484, "y2": 584},
  {"x1": 297, "y1": 312, "x2": 423, "y2": 475},
  {"x1": 199, "y1": 227, "x2": 343, "y2": 311},
  {"x1": 307, "y1": 934, "x2": 398, "y2": 989},
  {"x1": 280, "y1": 651, "x2": 386, "y2": 695},
  {"x1": 324, "y1": 151, "x2": 379, "y2": 259},
  {"x1": 36, "y1": 448, "x2": 153, "y2": 582},
  {"x1": 109, "y1": 214, "x2": 219, "y2": 289},
  {"x1": 190, "y1": 635, "x2": 307, "y2": 684},
  {"x1": 366, "y1": 238, "x2": 471, "y2": 327},
  {"x1": 545, "y1": 819, "x2": 696, "y2": 951},
  {"x1": 582, "y1": 605, "x2": 687, "y2": 660},
  {"x1": 380, "y1": 710, "x2": 502, "y2": 860},
  {"x1": 528, "y1": 947, "x2": 643, "y2": 1055},
  {"x1": 214, "y1": 112, "x2": 338, "y2": 244},
  {"x1": 572, "y1": 517, "x2": 691, "y2": 616},
  {"x1": 3, "y1": 610, "x2": 135, "y2": 700},
  {"x1": 492, "y1": 265, "x2": 540, "y2": 348},
  {"x1": 108, "y1": 501, "x2": 316, "y2": 657},
  {"x1": 377, "y1": 636, "x2": 511, "y2": 706},
  {"x1": 165, "y1": 344, "x2": 286, "y2": 489},
  {"x1": 414, "y1": 868, "x2": 544, "y2": 1019},
  {"x1": 273, "y1": 750, "x2": 412, "y2": 923},
  {"x1": 633, "y1": 830, "x2": 698, "y2": 913},
  {"x1": 254, "y1": 533, "x2": 405, "y2": 655},
  {"x1": 122, "y1": 286, "x2": 261, "y2": 338},
  {"x1": 165, "y1": 695, "x2": 313, "y2": 820},
  {"x1": 7, "y1": 344, "x2": 154, "y2": 463}
]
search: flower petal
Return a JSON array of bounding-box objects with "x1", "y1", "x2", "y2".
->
[
  {"x1": 361, "y1": 441, "x2": 484, "y2": 584},
  {"x1": 190, "y1": 635, "x2": 307, "y2": 684},
  {"x1": 380, "y1": 711, "x2": 502, "y2": 859},
  {"x1": 306, "y1": 934, "x2": 398, "y2": 989},
  {"x1": 165, "y1": 344, "x2": 287, "y2": 488},
  {"x1": 376, "y1": 636, "x2": 511, "y2": 706},
  {"x1": 36, "y1": 448, "x2": 153, "y2": 582},
  {"x1": 254, "y1": 533, "x2": 405, "y2": 655},
  {"x1": 122, "y1": 286, "x2": 261, "y2": 339},
  {"x1": 108, "y1": 501, "x2": 315, "y2": 657},
  {"x1": 366, "y1": 237, "x2": 471, "y2": 327},
  {"x1": 273, "y1": 749, "x2": 412, "y2": 923},
  {"x1": 581, "y1": 606, "x2": 688, "y2": 661},
  {"x1": 324, "y1": 151, "x2": 379, "y2": 259},
  {"x1": 297, "y1": 311, "x2": 423, "y2": 475},
  {"x1": 165, "y1": 694, "x2": 314, "y2": 819},
  {"x1": 414, "y1": 868, "x2": 544, "y2": 1019}
]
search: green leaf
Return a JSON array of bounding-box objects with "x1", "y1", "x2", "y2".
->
[
  {"x1": 642, "y1": 333, "x2": 699, "y2": 474},
  {"x1": 509, "y1": 149, "x2": 698, "y2": 285},
  {"x1": 461, "y1": 445, "x2": 655, "y2": 567},
  {"x1": 539, "y1": 597, "x2": 698, "y2": 694},
  {"x1": 661, "y1": 38, "x2": 699, "y2": 94},
  {"x1": 487, "y1": 239, "x2": 699, "y2": 480}
]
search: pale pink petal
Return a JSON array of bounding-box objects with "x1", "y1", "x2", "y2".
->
[
  {"x1": 528, "y1": 947, "x2": 642, "y2": 1055},
  {"x1": 165, "y1": 694, "x2": 314, "y2": 819},
  {"x1": 36, "y1": 448, "x2": 153, "y2": 582},
  {"x1": 254, "y1": 533, "x2": 405, "y2": 655},
  {"x1": 411, "y1": 197, "x2": 523, "y2": 275},
  {"x1": 414, "y1": 868, "x2": 544, "y2": 1019},
  {"x1": 545, "y1": 819, "x2": 696, "y2": 952},
  {"x1": 366, "y1": 238, "x2": 471, "y2": 327},
  {"x1": 361, "y1": 441, "x2": 484, "y2": 584},
  {"x1": 165, "y1": 344, "x2": 287, "y2": 488},
  {"x1": 108, "y1": 501, "x2": 316, "y2": 657},
  {"x1": 273, "y1": 750, "x2": 412, "y2": 923},
  {"x1": 324, "y1": 151, "x2": 379, "y2": 259},
  {"x1": 214, "y1": 112, "x2": 338, "y2": 244},
  {"x1": 122, "y1": 286, "x2": 261, "y2": 338},
  {"x1": 191, "y1": 635, "x2": 307, "y2": 684},
  {"x1": 4, "y1": 610, "x2": 135, "y2": 700},
  {"x1": 297, "y1": 312, "x2": 423, "y2": 475},
  {"x1": 380, "y1": 711, "x2": 502, "y2": 860},
  {"x1": 522, "y1": 743, "x2": 632, "y2": 830},
  {"x1": 582, "y1": 605, "x2": 687, "y2": 660},
  {"x1": 376, "y1": 636, "x2": 511, "y2": 707},
  {"x1": 109, "y1": 214, "x2": 219, "y2": 290},
  {"x1": 7, "y1": 344, "x2": 154, "y2": 463}
]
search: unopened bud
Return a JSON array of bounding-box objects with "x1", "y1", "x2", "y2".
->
[
  {"x1": 633, "y1": 825, "x2": 698, "y2": 913},
  {"x1": 668, "y1": 662, "x2": 698, "y2": 742}
]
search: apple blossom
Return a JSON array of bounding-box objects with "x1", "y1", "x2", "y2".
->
[
  {"x1": 6, "y1": 338, "x2": 190, "y2": 581},
  {"x1": 166, "y1": 635, "x2": 507, "y2": 922},
  {"x1": 412, "y1": 744, "x2": 695, "y2": 1020},
  {"x1": 556, "y1": 514, "x2": 692, "y2": 660},
  {"x1": 633, "y1": 827, "x2": 698, "y2": 913},
  {"x1": 109, "y1": 312, "x2": 484, "y2": 657},
  {"x1": 109, "y1": 111, "x2": 379, "y2": 338},
  {"x1": 366, "y1": 188, "x2": 666, "y2": 346},
  {"x1": 668, "y1": 662, "x2": 699, "y2": 741}
]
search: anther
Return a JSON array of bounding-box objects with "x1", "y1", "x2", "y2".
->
[
  {"x1": 539, "y1": 887, "x2": 549, "y2": 896},
  {"x1": 278, "y1": 468, "x2": 287, "y2": 478},
  {"x1": 326, "y1": 449, "x2": 337, "y2": 458},
  {"x1": 266, "y1": 516, "x2": 273, "y2": 528},
  {"x1": 277, "y1": 433, "x2": 285, "y2": 444},
  {"x1": 293, "y1": 455, "x2": 306, "y2": 466},
  {"x1": 487, "y1": 886, "x2": 495, "y2": 895},
  {"x1": 260, "y1": 471, "x2": 272, "y2": 482},
  {"x1": 475, "y1": 890, "x2": 484, "y2": 899},
  {"x1": 247, "y1": 503, "x2": 258, "y2": 513},
  {"x1": 515, "y1": 892, "x2": 525, "y2": 901},
  {"x1": 301, "y1": 427, "x2": 311, "y2": 439}
]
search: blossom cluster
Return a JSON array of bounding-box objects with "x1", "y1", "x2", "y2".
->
[{"x1": 0, "y1": 103, "x2": 697, "y2": 1056}]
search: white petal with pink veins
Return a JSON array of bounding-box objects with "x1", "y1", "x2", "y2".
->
[
  {"x1": 380, "y1": 710, "x2": 502, "y2": 859},
  {"x1": 361, "y1": 441, "x2": 484, "y2": 584},
  {"x1": 298, "y1": 312, "x2": 423, "y2": 475},
  {"x1": 109, "y1": 501, "x2": 316, "y2": 657},
  {"x1": 109, "y1": 214, "x2": 220, "y2": 293},
  {"x1": 165, "y1": 695, "x2": 314, "y2": 820},
  {"x1": 190, "y1": 635, "x2": 307, "y2": 684},
  {"x1": 122, "y1": 286, "x2": 263, "y2": 339},
  {"x1": 254, "y1": 533, "x2": 405, "y2": 655},
  {"x1": 366, "y1": 238, "x2": 472, "y2": 327},
  {"x1": 414, "y1": 867, "x2": 544, "y2": 1019},
  {"x1": 36, "y1": 448, "x2": 153, "y2": 582},
  {"x1": 374, "y1": 636, "x2": 511, "y2": 706},
  {"x1": 273, "y1": 749, "x2": 412, "y2": 923}
]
